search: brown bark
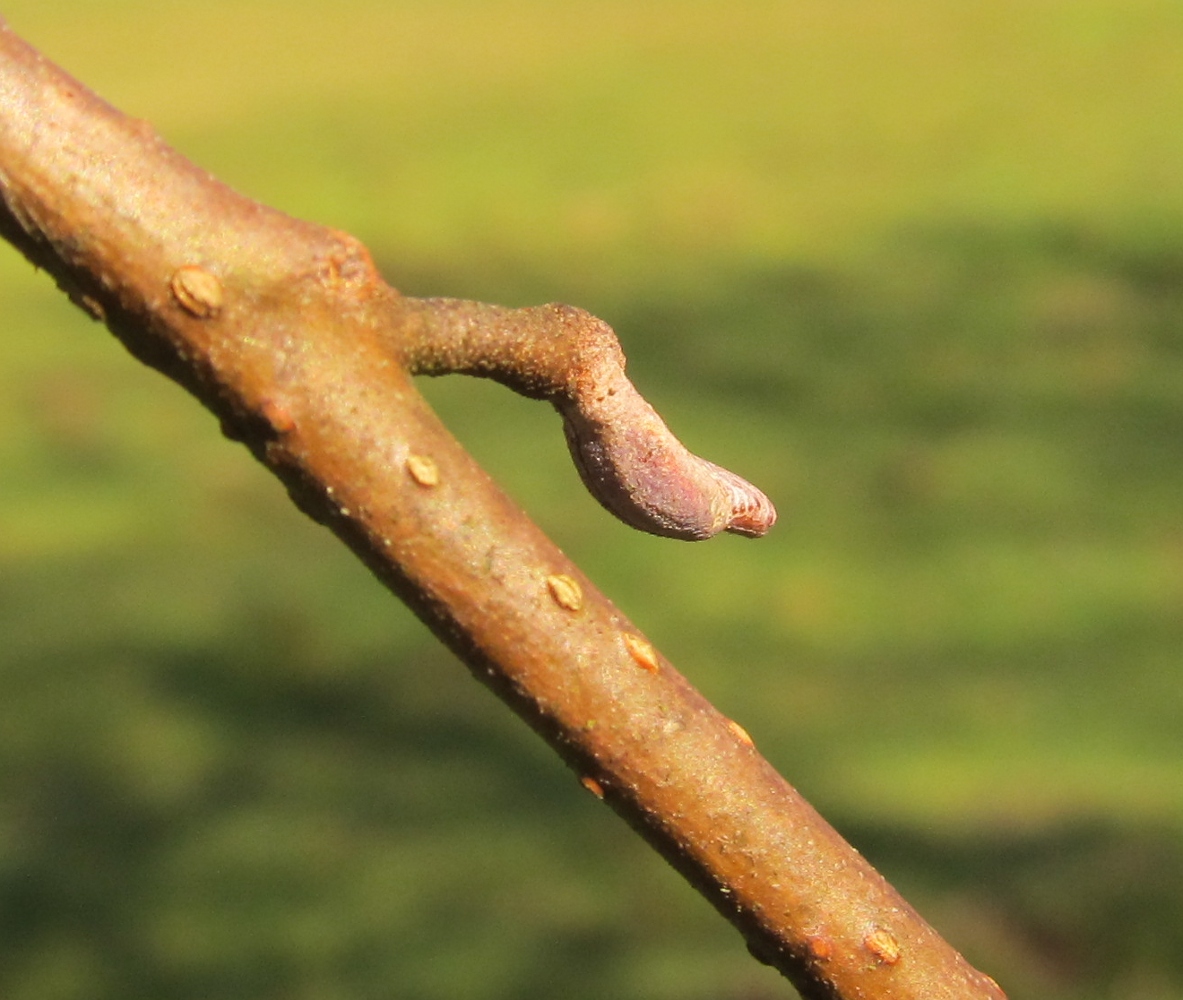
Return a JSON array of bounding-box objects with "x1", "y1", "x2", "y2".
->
[{"x1": 0, "y1": 21, "x2": 1006, "y2": 1000}]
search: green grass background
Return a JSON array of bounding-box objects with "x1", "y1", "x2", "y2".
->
[{"x1": 2, "y1": 1, "x2": 1182, "y2": 997}]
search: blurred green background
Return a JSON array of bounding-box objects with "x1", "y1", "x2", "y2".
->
[{"x1": 2, "y1": 1, "x2": 1182, "y2": 998}]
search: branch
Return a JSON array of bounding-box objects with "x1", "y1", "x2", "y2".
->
[{"x1": 0, "y1": 21, "x2": 1005, "y2": 1000}]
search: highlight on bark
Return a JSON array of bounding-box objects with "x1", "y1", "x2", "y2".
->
[{"x1": 395, "y1": 297, "x2": 777, "y2": 540}]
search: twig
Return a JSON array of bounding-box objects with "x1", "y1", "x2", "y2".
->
[
  {"x1": 0, "y1": 21, "x2": 1005, "y2": 1000},
  {"x1": 395, "y1": 296, "x2": 776, "y2": 539}
]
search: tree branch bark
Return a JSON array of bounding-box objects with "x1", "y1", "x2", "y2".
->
[{"x1": 0, "y1": 21, "x2": 1005, "y2": 1000}]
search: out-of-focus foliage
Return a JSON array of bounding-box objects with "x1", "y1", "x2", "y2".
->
[{"x1": 1, "y1": 2, "x2": 1182, "y2": 999}]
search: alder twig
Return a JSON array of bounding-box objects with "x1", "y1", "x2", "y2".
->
[
  {"x1": 0, "y1": 21, "x2": 1005, "y2": 1000},
  {"x1": 394, "y1": 296, "x2": 777, "y2": 540}
]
